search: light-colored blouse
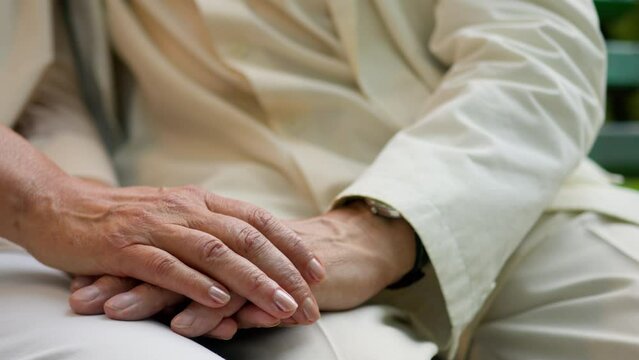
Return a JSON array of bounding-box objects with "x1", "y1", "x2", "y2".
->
[{"x1": 2, "y1": 0, "x2": 639, "y2": 357}]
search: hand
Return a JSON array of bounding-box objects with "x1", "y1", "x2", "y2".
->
[
  {"x1": 68, "y1": 275, "x2": 281, "y2": 339},
  {"x1": 286, "y1": 200, "x2": 417, "y2": 310},
  {"x1": 17, "y1": 175, "x2": 324, "y2": 324},
  {"x1": 69, "y1": 200, "x2": 415, "y2": 336}
]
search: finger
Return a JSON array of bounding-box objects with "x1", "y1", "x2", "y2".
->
[
  {"x1": 206, "y1": 194, "x2": 326, "y2": 284},
  {"x1": 188, "y1": 214, "x2": 320, "y2": 325},
  {"x1": 235, "y1": 303, "x2": 281, "y2": 329},
  {"x1": 151, "y1": 225, "x2": 300, "y2": 320},
  {"x1": 171, "y1": 293, "x2": 246, "y2": 337},
  {"x1": 119, "y1": 245, "x2": 231, "y2": 309},
  {"x1": 69, "y1": 276, "x2": 137, "y2": 315},
  {"x1": 104, "y1": 283, "x2": 185, "y2": 320},
  {"x1": 279, "y1": 317, "x2": 298, "y2": 327},
  {"x1": 69, "y1": 275, "x2": 97, "y2": 292},
  {"x1": 205, "y1": 318, "x2": 238, "y2": 340}
]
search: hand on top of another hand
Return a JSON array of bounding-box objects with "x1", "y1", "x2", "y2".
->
[
  {"x1": 68, "y1": 200, "x2": 416, "y2": 339},
  {"x1": 18, "y1": 176, "x2": 324, "y2": 325}
]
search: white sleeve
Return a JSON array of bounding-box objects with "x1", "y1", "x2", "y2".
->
[
  {"x1": 336, "y1": 0, "x2": 605, "y2": 351},
  {"x1": 16, "y1": 4, "x2": 117, "y2": 186}
]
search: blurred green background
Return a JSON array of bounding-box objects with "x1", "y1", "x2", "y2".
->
[{"x1": 591, "y1": 0, "x2": 639, "y2": 189}]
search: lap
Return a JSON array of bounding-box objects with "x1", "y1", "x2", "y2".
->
[
  {"x1": 4, "y1": 210, "x2": 636, "y2": 360},
  {"x1": 468, "y1": 212, "x2": 639, "y2": 360},
  {"x1": 201, "y1": 305, "x2": 437, "y2": 360},
  {"x1": 0, "y1": 249, "x2": 220, "y2": 360},
  {"x1": 0, "y1": 244, "x2": 436, "y2": 360}
]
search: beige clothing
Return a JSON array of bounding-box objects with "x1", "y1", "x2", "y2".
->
[
  {"x1": 2, "y1": 0, "x2": 639, "y2": 358},
  {"x1": 2, "y1": 211, "x2": 639, "y2": 360}
]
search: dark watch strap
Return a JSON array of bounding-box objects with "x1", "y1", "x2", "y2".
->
[{"x1": 387, "y1": 234, "x2": 429, "y2": 289}]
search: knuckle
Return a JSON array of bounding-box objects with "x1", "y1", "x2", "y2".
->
[
  {"x1": 161, "y1": 187, "x2": 208, "y2": 219},
  {"x1": 182, "y1": 185, "x2": 206, "y2": 203},
  {"x1": 237, "y1": 226, "x2": 268, "y2": 256},
  {"x1": 162, "y1": 192, "x2": 190, "y2": 210},
  {"x1": 280, "y1": 270, "x2": 308, "y2": 295},
  {"x1": 287, "y1": 235, "x2": 308, "y2": 256},
  {"x1": 247, "y1": 207, "x2": 276, "y2": 231},
  {"x1": 200, "y1": 238, "x2": 230, "y2": 263},
  {"x1": 203, "y1": 191, "x2": 219, "y2": 206},
  {"x1": 246, "y1": 271, "x2": 271, "y2": 294},
  {"x1": 148, "y1": 255, "x2": 178, "y2": 276}
]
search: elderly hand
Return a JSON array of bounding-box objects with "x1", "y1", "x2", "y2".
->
[
  {"x1": 69, "y1": 200, "x2": 416, "y2": 338},
  {"x1": 17, "y1": 175, "x2": 324, "y2": 325},
  {"x1": 285, "y1": 200, "x2": 416, "y2": 310}
]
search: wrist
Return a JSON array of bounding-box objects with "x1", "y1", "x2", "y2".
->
[
  {"x1": 8, "y1": 171, "x2": 71, "y2": 248},
  {"x1": 334, "y1": 200, "x2": 416, "y2": 284},
  {"x1": 14, "y1": 175, "x2": 111, "y2": 250}
]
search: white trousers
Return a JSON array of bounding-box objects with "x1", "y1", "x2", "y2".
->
[{"x1": 1, "y1": 211, "x2": 638, "y2": 360}]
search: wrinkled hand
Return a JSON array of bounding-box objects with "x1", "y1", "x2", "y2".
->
[
  {"x1": 19, "y1": 176, "x2": 324, "y2": 324},
  {"x1": 69, "y1": 200, "x2": 416, "y2": 338},
  {"x1": 68, "y1": 275, "x2": 282, "y2": 339}
]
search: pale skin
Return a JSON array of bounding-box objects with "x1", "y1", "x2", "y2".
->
[
  {"x1": 0, "y1": 124, "x2": 416, "y2": 339},
  {"x1": 0, "y1": 125, "x2": 325, "y2": 324},
  {"x1": 69, "y1": 201, "x2": 417, "y2": 339}
]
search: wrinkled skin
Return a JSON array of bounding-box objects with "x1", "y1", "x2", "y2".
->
[
  {"x1": 19, "y1": 177, "x2": 324, "y2": 325},
  {"x1": 69, "y1": 201, "x2": 417, "y2": 339}
]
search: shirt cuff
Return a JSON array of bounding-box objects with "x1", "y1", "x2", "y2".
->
[{"x1": 333, "y1": 174, "x2": 476, "y2": 355}]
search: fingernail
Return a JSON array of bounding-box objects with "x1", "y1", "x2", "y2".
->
[
  {"x1": 172, "y1": 310, "x2": 196, "y2": 328},
  {"x1": 307, "y1": 258, "x2": 326, "y2": 282},
  {"x1": 273, "y1": 289, "x2": 298, "y2": 313},
  {"x1": 107, "y1": 293, "x2": 138, "y2": 310},
  {"x1": 208, "y1": 285, "x2": 231, "y2": 304},
  {"x1": 302, "y1": 297, "x2": 320, "y2": 322},
  {"x1": 72, "y1": 285, "x2": 100, "y2": 302}
]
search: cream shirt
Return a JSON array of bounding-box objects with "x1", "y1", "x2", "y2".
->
[{"x1": 3, "y1": 0, "x2": 639, "y2": 357}]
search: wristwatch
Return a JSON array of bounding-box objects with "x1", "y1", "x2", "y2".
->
[
  {"x1": 364, "y1": 198, "x2": 402, "y2": 219},
  {"x1": 362, "y1": 198, "x2": 429, "y2": 289}
]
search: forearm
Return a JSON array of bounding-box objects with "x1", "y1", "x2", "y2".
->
[
  {"x1": 336, "y1": 0, "x2": 605, "y2": 354},
  {"x1": 0, "y1": 125, "x2": 68, "y2": 245}
]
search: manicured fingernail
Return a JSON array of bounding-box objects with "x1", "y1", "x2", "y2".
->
[
  {"x1": 208, "y1": 285, "x2": 231, "y2": 304},
  {"x1": 307, "y1": 258, "x2": 326, "y2": 282},
  {"x1": 107, "y1": 293, "x2": 138, "y2": 310},
  {"x1": 72, "y1": 285, "x2": 100, "y2": 302},
  {"x1": 172, "y1": 310, "x2": 196, "y2": 328},
  {"x1": 302, "y1": 297, "x2": 320, "y2": 322},
  {"x1": 273, "y1": 289, "x2": 298, "y2": 313}
]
